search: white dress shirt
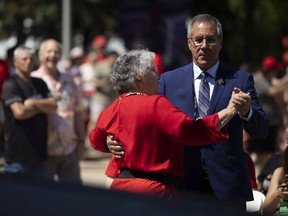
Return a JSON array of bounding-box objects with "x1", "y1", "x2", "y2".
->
[{"x1": 193, "y1": 61, "x2": 219, "y2": 104}]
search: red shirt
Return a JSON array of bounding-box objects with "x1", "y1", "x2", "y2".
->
[
  {"x1": 0, "y1": 60, "x2": 10, "y2": 97},
  {"x1": 89, "y1": 93, "x2": 228, "y2": 178}
]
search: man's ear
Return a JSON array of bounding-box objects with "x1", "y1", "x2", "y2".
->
[{"x1": 188, "y1": 38, "x2": 193, "y2": 52}]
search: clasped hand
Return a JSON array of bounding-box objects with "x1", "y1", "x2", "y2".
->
[
  {"x1": 230, "y1": 87, "x2": 251, "y2": 117},
  {"x1": 106, "y1": 135, "x2": 124, "y2": 159}
]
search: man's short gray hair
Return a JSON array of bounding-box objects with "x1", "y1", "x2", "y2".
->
[
  {"x1": 13, "y1": 45, "x2": 33, "y2": 58},
  {"x1": 187, "y1": 14, "x2": 223, "y2": 38},
  {"x1": 110, "y1": 50, "x2": 155, "y2": 94}
]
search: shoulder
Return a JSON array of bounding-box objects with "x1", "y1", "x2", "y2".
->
[
  {"x1": 219, "y1": 61, "x2": 251, "y2": 78},
  {"x1": 2, "y1": 76, "x2": 19, "y2": 90},
  {"x1": 32, "y1": 77, "x2": 49, "y2": 89},
  {"x1": 161, "y1": 63, "x2": 192, "y2": 78},
  {"x1": 159, "y1": 64, "x2": 192, "y2": 90},
  {"x1": 273, "y1": 167, "x2": 283, "y2": 177},
  {"x1": 146, "y1": 94, "x2": 166, "y2": 100},
  {"x1": 31, "y1": 69, "x2": 42, "y2": 78},
  {"x1": 123, "y1": 94, "x2": 171, "y2": 108},
  {"x1": 31, "y1": 77, "x2": 47, "y2": 85},
  {"x1": 144, "y1": 95, "x2": 172, "y2": 107},
  {"x1": 269, "y1": 166, "x2": 284, "y2": 185},
  {"x1": 3, "y1": 77, "x2": 14, "y2": 88},
  {"x1": 2, "y1": 77, "x2": 22, "y2": 103}
]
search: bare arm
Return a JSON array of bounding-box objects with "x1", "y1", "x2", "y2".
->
[
  {"x1": 262, "y1": 167, "x2": 287, "y2": 215},
  {"x1": 24, "y1": 97, "x2": 57, "y2": 114},
  {"x1": 10, "y1": 102, "x2": 41, "y2": 120},
  {"x1": 216, "y1": 93, "x2": 238, "y2": 130}
]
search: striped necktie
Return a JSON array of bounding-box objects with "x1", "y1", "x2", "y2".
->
[{"x1": 198, "y1": 72, "x2": 210, "y2": 117}]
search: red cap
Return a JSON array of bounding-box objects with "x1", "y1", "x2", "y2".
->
[
  {"x1": 262, "y1": 56, "x2": 283, "y2": 70},
  {"x1": 93, "y1": 35, "x2": 107, "y2": 48}
]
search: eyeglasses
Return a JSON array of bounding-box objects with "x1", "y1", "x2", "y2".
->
[{"x1": 189, "y1": 36, "x2": 219, "y2": 46}]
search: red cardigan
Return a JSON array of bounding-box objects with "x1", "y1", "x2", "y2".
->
[{"x1": 89, "y1": 93, "x2": 228, "y2": 178}]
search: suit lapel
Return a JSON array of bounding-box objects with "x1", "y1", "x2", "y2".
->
[
  {"x1": 182, "y1": 63, "x2": 195, "y2": 118},
  {"x1": 187, "y1": 63, "x2": 194, "y2": 100},
  {"x1": 207, "y1": 62, "x2": 228, "y2": 114}
]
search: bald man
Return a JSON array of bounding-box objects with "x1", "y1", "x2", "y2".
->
[{"x1": 32, "y1": 39, "x2": 85, "y2": 183}]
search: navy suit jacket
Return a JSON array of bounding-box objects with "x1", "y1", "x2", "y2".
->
[{"x1": 158, "y1": 62, "x2": 269, "y2": 201}]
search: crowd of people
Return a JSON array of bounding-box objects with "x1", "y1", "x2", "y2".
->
[
  {"x1": 0, "y1": 36, "x2": 121, "y2": 183},
  {"x1": 1, "y1": 13, "x2": 288, "y2": 215}
]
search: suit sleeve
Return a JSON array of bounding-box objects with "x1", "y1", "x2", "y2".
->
[
  {"x1": 153, "y1": 96, "x2": 228, "y2": 146},
  {"x1": 89, "y1": 112, "x2": 110, "y2": 153},
  {"x1": 241, "y1": 74, "x2": 269, "y2": 138}
]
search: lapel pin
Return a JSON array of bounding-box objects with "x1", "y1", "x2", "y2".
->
[{"x1": 217, "y1": 78, "x2": 225, "y2": 85}]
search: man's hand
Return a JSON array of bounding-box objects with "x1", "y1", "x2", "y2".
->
[
  {"x1": 232, "y1": 87, "x2": 251, "y2": 117},
  {"x1": 106, "y1": 135, "x2": 124, "y2": 159}
]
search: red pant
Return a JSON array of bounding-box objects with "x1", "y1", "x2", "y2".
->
[{"x1": 111, "y1": 178, "x2": 178, "y2": 199}]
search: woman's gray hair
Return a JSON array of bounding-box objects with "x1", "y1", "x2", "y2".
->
[
  {"x1": 110, "y1": 50, "x2": 155, "y2": 94},
  {"x1": 187, "y1": 14, "x2": 223, "y2": 38}
]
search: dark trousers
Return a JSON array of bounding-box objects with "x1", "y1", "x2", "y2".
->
[{"x1": 180, "y1": 169, "x2": 246, "y2": 215}]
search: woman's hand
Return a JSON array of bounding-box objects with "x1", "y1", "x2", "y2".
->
[{"x1": 106, "y1": 135, "x2": 125, "y2": 159}]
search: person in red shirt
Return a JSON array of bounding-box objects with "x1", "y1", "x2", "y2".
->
[
  {"x1": 0, "y1": 59, "x2": 10, "y2": 145},
  {"x1": 89, "y1": 50, "x2": 249, "y2": 199},
  {"x1": 0, "y1": 60, "x2": 10, "y2": 96}
]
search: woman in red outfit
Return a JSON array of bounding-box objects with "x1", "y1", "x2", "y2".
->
[{"x1": 89, "y1": 50, "x2": 244, "y2": 199}]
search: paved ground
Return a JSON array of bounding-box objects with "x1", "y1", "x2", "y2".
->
[
  {"x1": 80, "y1": 155, "x2": 110, "y2": 188},
  {"x1": 79, "y1": 145, "x2": 111, "y2": 188}
]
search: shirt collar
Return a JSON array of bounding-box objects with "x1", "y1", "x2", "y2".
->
[{"x1": 193, "y1": 61, "x2": 219, "y2": 80}]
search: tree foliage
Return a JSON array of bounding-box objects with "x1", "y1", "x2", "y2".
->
[
  {"x1": 0, "y1": 0, "x2": 117, "y2": 46},
  {"x1": 0, "y1": 0, "x2": 288, "y2": 67},
  {"x1": 191, "y1": 0, "x2": 288, "y2": 67}
]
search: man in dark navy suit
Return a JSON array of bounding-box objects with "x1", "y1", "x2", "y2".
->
[{"x1": 158, "y1": 14, "x2": 268, "y2": 203}]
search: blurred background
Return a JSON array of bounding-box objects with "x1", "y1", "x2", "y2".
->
[
  {"x1": 1, "y1": 0, "x2": 288, "y2": 70},
  {"x1": 1, "y1": 2, "x2": 288, "y2": 214}
]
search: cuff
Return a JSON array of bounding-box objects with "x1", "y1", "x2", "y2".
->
[{"x1": 239, "y1": 107, "x2": 253, "y2": 121}]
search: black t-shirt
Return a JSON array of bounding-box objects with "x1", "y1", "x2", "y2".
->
[{"x1": 2, "y1": 75, "x2": 51, "y2": 163}]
